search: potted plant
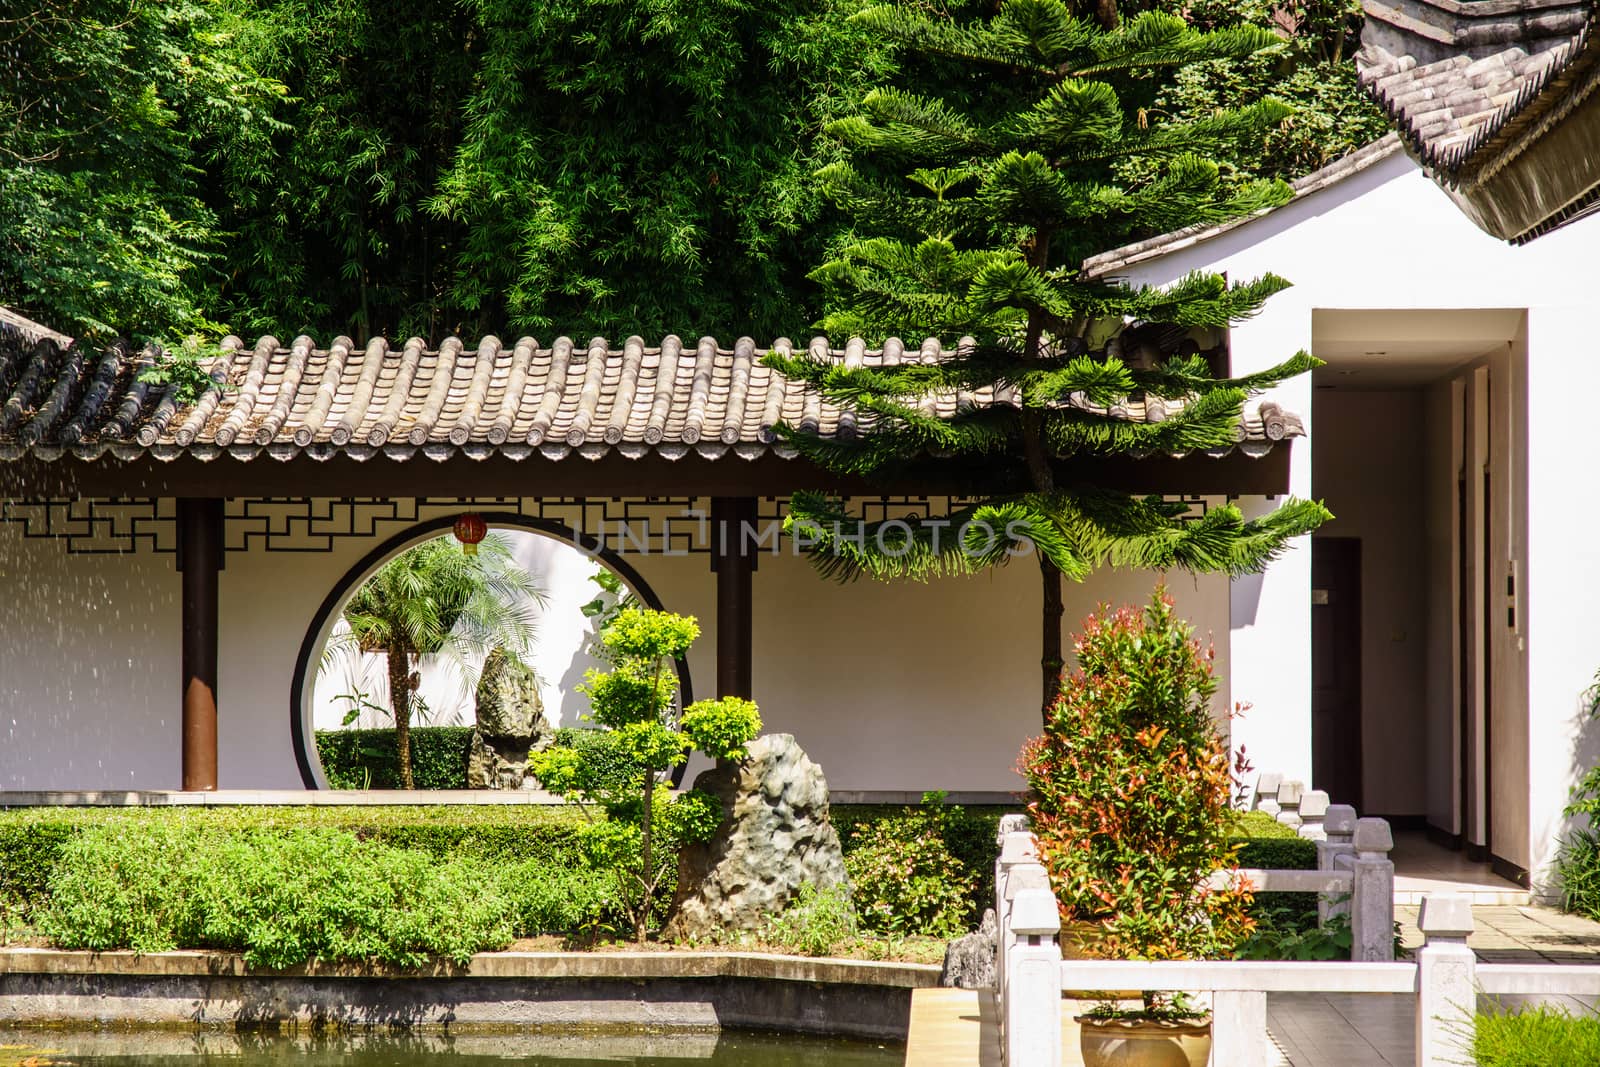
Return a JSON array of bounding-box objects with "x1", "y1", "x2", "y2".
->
[{"x1": 1020, "y1": 587, "x2": 1254, "y2": 1067}]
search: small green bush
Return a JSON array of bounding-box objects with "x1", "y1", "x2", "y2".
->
[
  {"x1": 1558, "y1": 830, "x2": 1600, "y2": 918},
  {"x1": 833, "y1": 803, "x2": 1004, "y2": 925},
  {"x1": 763, "y1": 884, "x2": 857, "y2": 956},
  {"x1": 314, "y1": 726, "x2": 474, "y2": 790},
  {"x1": 844, "y1": 794, "x2": 976, "y2": 939},
  {"x1": 1475, "y1": 1004, "x2": 1600, "y2": 1066},
  {"x1": 40, "y1": 822, "x2": 518, "y2": 967},
  {"x1": 1236, "y1": 902, "x2": 1351, "y2": 961},
  {"x1": 1229, "y1": 813, "x2": 1319, "y2": 928},
  {"x1": 0, "y1": 805, "x2": 588, "y2": 919}
]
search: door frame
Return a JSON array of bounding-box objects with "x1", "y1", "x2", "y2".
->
[{"x1": 1311, "y1": 535, "x2": 1364, "y2": 812}]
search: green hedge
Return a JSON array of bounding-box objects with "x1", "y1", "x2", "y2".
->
[
  {"x1": 314, "y1": 726, "x2": 474, "y2": 789},
  {"x1": 830, "y1": 804, "x2": 1314, "y2": 927},
  {"x1": 0, "y1": 805, "x2": 588, "y2": 916},
  {"x1": 833, "y1": 803, "x2": 1005, "y2": 924},
  {"x1": 1229, "y1": 810, "x2": 1319, "y2": 926}
]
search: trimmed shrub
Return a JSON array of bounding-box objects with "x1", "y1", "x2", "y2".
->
[
  {"x1": 314, "y1": 726, "x2": 474, "y2": 790},
  {"x1": 1475, "y1": 1004, "x2": 1600, "y2": 1066},
  {"x1": 39, "y1": 822, "x2": 519, "y2": 967},
  {"x1": 834, "y1": 803, "x2": 1005, "y2": 926},
  {"x1": 0, "y1": 805, "x2": 588, "y2": 919},
  {"x1": 843, "y1": 795, "x2": 976, "y2": 939},
  {"x1": 1022, "y1": 590, "x2": 1253, "y2": 965},
  {"x1": 1229, "y1": 811, "x2": 1319, "y2": 929}
]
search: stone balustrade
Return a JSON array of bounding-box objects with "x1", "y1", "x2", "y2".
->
[
  {"x1": 991, "y1": 817, "x2": 1599, "y2": 1067},
  {"x1": 1245, "y1": 775, "x2": 1395, "y2": 962}
]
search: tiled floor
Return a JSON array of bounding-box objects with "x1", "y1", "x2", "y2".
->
[
  {"x1": 1389, "y1": 832, "x2": 1531, "y2": 905},
  {"x1": 1393, "y1": 903, "x2": 1600, "y2": 960},
  {"x1": 1268, "y1": 993, "x2": 1414, "y2": 1067}
]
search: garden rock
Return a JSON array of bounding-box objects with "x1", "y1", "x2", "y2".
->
[
  {"x1": 939, "y1": 908, "x2": 998, "y2": 988},
  {"x1": 467, "y1": 649, "x2": 551, "y2": 789},
  {"x1": 665, "y1": 733, "x2": 850, "y2": 940}
]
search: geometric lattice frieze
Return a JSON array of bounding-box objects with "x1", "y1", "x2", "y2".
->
[
  {"x1": 0, "y1": 492, "x2": 1224, "y2": 556},
  {"x1": 0, "y1": 497, "x2": 176, "y2": 554}
]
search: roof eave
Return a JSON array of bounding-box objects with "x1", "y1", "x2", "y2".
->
[
  {"x1": 1438, "y1": 74, "x2": 1600, "y2": 241},
  {"x1": 0, "y1": 444, "x2": 1297, "y2": 500}
]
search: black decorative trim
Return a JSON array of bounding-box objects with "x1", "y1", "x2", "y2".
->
[
  {"x1": 1425, "y1": 822, "x2": 1464, "y2": 851},
  {"x1": 4, "y1": 493, "x2": 1223, "y2": 557},
  {"x1": 288, "y1": 512, "x2": 689, "y2": 790},
  {"x1": 0, "y1": 497, "x2": 174, "y2": 553},
  {"x1": 1466, "y1": 841, "x2": 1489, "y2": 863},
  {"x1": 1491, "y1": 853, "x2": 1532, "y2": 889}
]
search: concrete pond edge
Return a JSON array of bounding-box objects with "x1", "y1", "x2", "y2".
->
[{"x1": 0, "y1": 948, "x2": 941, "y2": 1041}]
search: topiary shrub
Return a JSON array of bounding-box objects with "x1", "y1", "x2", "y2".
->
[
  {"x1": 843, "y1": 793, "x2": 976, "y2": 939},
  {"x1": 39, "y1": 822, "x2": 520, "y2": 967},
  {"x1": 1021, "y1": 587, "x2": 1253, "y2": 981},
  {"x1": 315, "y1": 726, "x2": 474, "y2": 789},
  {"x1": 833, "y1": 803, "x2": 1005, "y2": 925},
  {"x1": 0, "y1": 806, "x2": 589, "y2": 920}
]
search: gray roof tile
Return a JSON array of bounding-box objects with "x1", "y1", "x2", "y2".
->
[{"x1": 0, "y1": 334, "x2": 1301, "y2": 464}]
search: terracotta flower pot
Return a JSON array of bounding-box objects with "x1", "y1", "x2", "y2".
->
[{"x1": 1077, "y1": 1016, "x2": 1212, "y2": 1067}]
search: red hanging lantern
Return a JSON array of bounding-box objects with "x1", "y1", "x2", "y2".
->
[{"x1": 453, "y1": 513, "x2": 487, "y2": 556}]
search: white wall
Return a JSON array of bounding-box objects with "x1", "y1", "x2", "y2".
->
[
  {"x1": 1101, "y1": 144, "x2": 1600, "y2": 879},
  {"x1": 1422, "y1": 379, "x2": 1459, "y2": 833},
  {"x1": 1313, "y1": 389, "x2": 1428, "y2": 815},
  {"x1": 312, "y1": 532, "x2": 607, "y2": 732},
  {"x1": 0, "y1": 504, "x2": 1234, "y2": 795},
  {"x1": 1524, "y1": 305, "x2": 1600, "y2": 889}
]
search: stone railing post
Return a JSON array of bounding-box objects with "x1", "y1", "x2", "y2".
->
[
  {"x1": 1006, "y1": 887, "x2": 1063, "y2": 1067},
  {"x1": 1255, "y1": 772, "x2": 1284, "y2": 816},
  {"x1": 1318, "y1": 804, "x2": 1357, "y2": 926},
  {"x1": 996, "y1": 831, "x2": 1039, "y2": 1011},
  {"x1": 1350, "y1": 817, "x2": 1396, "y2": 961},
  {"x1": 1275, "y1": 780, "x2": 1305, "y2": 831},
  {"x1": 1212, "y1": 989, "x2": 1269, "y2": 1067},
  {"x1": 1298, "y1": 789, "x2": 1331, "y2": 841},
  {"x1": 1415, "y1": 893, "x2": 1476, "y2": 1067}
]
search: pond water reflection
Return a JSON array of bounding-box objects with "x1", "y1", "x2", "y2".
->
[{"x1": 0, "y1": 1028, "x2": 903, "y2": 1067}]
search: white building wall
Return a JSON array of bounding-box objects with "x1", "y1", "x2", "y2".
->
[
  {"x1": 1524, "y1": 304, "x2": 1600, "y2": 888},
  {"x1": 0, "y1": 506, "x2": 1231, "y2": 795},
  {"x1": 1103, "y1": 144, "x2": 1600, "y2": 878}
]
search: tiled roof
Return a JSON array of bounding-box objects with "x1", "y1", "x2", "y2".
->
[
  {"x1": 0, "y1": 307, "x2": 72, "y2": 348},
  {"x1": 0, "y1": 333, "x2": 1301, "y2": 464},
  {"x1": 1357, "y1": 0, "x2": 1598, "y2": 175},
  {"x1": 1082, "y1": 135, "x2": 1405, "y2": 278}
]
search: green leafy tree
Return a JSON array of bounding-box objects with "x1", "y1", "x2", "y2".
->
[
  {"x1": 531, "y1": 607, "x2": 762, "y2": 943},
  {"x1": 0, "y1": 0, "x2": 284, "y2": 341},
  {"x1": 423, "y1": 0, "x2": 899, "y2": 339},
  {"x1": 766, "y1": 0, "x2": 1331, "y2": 716},
  {"x1": 1131, "y1": 0, "x2": 1389, "y2": 182},
  {"x1": 335, "y1": 533, "x2": 540, "y2": 789}
]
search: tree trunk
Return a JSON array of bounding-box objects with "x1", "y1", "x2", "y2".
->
[
  {"x1": 1040, "y1": 554, "x2": 1063, "y2": 723},
  {"x1": 388, "y1": 645, "x2": 416, "y2": 790},
  {"x1": 637, "y1": 768, "x2": 654, "y2": 944}
]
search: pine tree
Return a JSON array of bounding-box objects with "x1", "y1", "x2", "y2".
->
[{"x1": 765, "y1": 0, "x2": 1331, "y2": 719}]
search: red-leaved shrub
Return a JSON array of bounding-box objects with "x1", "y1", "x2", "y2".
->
[{"x1": 1020, "y1": 587, "x2": 1253, "y2": 963}]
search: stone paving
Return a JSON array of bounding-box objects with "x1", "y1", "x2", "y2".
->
[{"x1": 1267, "y1": 904, "x2": 1600, "y2": 1067}]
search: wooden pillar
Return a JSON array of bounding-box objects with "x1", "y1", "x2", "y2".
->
[
  {"x1": 177, "y1": 498, "x2": 223, "y2": 791},
  {"x1": 711, "y1": 497, "x2": 756, "y2": 699}
]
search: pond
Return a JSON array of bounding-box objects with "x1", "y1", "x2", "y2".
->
[{"x1": 0, "y1": 1029, "x2": 903, "y2": 1066}]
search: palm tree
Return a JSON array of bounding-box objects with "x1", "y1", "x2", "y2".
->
[{"x1": 335, "y1": 532, "x2": 541, "y2": 788}]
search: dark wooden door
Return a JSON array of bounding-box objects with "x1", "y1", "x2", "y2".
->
[{"x1": 1312, "y1": 537, "x2": 1362, "y2": 808}]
